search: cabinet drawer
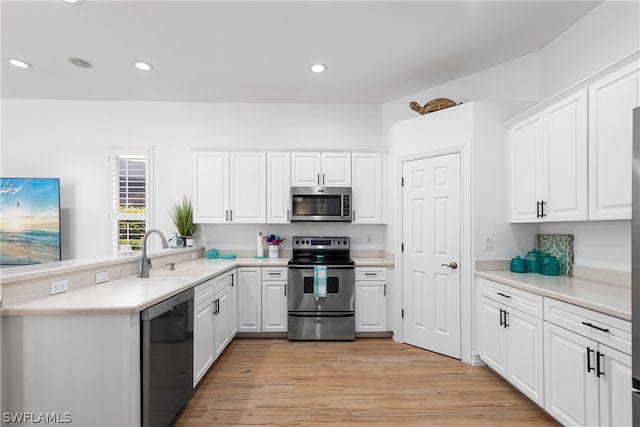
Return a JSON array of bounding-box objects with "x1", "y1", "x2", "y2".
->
[
  {"x1": 478, "y1": 278, "x2": 543, "y2": 319},
  {"x1": 262, "y1": 267, "x2": 288, "y2": 281},
  {"x1": 195, "y1": 280, "x2": 214, "y2": 306},
  {"x1": 544, "y1": 298, "x2": 631, "y2": 355},
  {"x1": 213, "y1": 270, "x2": 233, "y2": 293},
  {"x1": 355, "y1": 267, "x2": 386, "y2": 281}
]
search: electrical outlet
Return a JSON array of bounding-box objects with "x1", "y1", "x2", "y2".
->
[
  {"x1": 49, "y1": 279, "x2": 68, "y2": 295},
  {"x1": 367, "y1": 235, "x2": 372, "y2": 244},
  {"x1": 484, "y1": 237, "x2": 493, "y2": 251},
  {"x1": 95, "y1": 271, "x2": 109, "y2": 284}
]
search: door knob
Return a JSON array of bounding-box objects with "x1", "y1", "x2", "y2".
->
[{"x1": 441, "y1": 262, "x2": 458, "y2": 270}]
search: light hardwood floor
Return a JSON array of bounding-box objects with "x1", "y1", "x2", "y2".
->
[{"x1": 176, "y1": 338, "x2": 559, "y2": 426}]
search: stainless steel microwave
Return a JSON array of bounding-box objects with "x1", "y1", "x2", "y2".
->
[{"x1": 290, "y1": 187, "x2": 352, "y2": 222}]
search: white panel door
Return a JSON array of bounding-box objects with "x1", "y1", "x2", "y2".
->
[
  {"x1": 598, "y1": 344, "x2": 632, "y2": 427},
  {"x1": 321, "y1": 152, "x2": 351, "y2": 187},
  {"x1": 291, "y1": 152, "x2": 321, "y2": 187},
  {"x1": 261, "y1": 281, "x2": 288, "y2": 332},
  {"x1": 507, "y1": 308, "x2": 544, "y2": 407},
  {"x1": 477, "y1": 297, "x2": 507, "y2": 376},
  {"x1": 230, "y1": 152, "x2": 266, "y2": 223},
  {"x1": 402, "y1": 153, "x2": 461, "y2": 359},
  {"x1": 544, "y1": 322, "x2": 599, "y2": 426},
  {"x1": 352, "y1": 152, "x2": 383, "y2": 223},
  {"x1": 229, "y1": 269, "x2": 237, "y2": 337},
  {"x1": 237, "y1": 267, "x2": 262, "y2": 332},
  {"x1": 266, "y1": 152, "x2": 291, "y2": 223},
  {"x1": 589, "y1": 61, "x2": 640, "y2": 220},
  {"x1": 543, "y1": 88, "x2": 588, "y2": 221},
  {"x1": 193, "y1": 152, "x2": 229, "y2": 223},
  {"x1": 509, "y1": 114, "x2": 543, "y2": 222}
]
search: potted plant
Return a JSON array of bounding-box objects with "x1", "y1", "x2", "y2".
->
[{"x1": 170, "y1": 195, "x2": 198, "y2": 247}]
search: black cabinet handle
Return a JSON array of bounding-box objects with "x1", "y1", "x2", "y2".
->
[
  {"x1": 383, "y1": 284, "x2": 386, "y2": 297},
  {"x1": 497, "y1": 292, "x2": 511, "y2": 299},
  {"x1": 536, "y1": 201, "x2": 541, "y2": 218},
  {"x1": 499, "y1": 309, "x2": 504, "y2": 327},
  {"x1": 504, "y1": 311, "x2": 509, "y2": 328},
  {"x1": 596, "y1": 351, "x2": 604, "y2": 377},
  {"x1": 231, "y1": 273, "x2": 234, "y2": 287},
  {"x1": 587, "y1": 347, "x2": 594, "y2": 373},
  {"x1": 581, "y1": 321, "x2": 610, "y2": 333},
  {"x1": 284, "y1": 284, "x2": 287, "y2": 296},
  {"x1": 541, "y1": 200, "x2": 546, "y2": 218}
]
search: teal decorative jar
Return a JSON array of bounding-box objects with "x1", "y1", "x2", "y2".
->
[
  {"x1": 510, "y1": 256, "x2": 527, "y2": 273},
  {"x1": 539, "y1": 253, "x2": 560, "y2": 276},
  {"x1": 525, "y1": 250, "x2": 541, "y2": 273}
]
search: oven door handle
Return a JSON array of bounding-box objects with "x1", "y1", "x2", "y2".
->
[
  {"x1": 288, "y1": 265, "x2": 355, "y2": 269},
  {"x1": 288, "y1": 312, "x2": 354, "y2": 318}
]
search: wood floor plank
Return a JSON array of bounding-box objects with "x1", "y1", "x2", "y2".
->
[{"x1": 175, "y1": 338, "x2": 559, "y2": 426}]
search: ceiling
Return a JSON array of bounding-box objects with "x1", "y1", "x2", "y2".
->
[{"x1": 1, "y1": 0, "x2": 601, "y2": 104}]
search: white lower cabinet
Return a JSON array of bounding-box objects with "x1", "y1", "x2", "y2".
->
[
  {"x1": 355, "y1": 267, "x2": 387, "y2": 332},
  {"x1": 477, "y1": 280, "x2": 544, "y2": 406},
  {"x1": 237, "y1": 267, "x2": 263, "y2": 332},
  {"x1": 193, "y1": 280, "x2": 215, "y2": 386},
  {"x1": 193, "y1": 268, "x2": 237, "y2": 386},
  {"x1": 262, "y1": 267, "x2": 288, "y2": 332},
  {"x1": 543, "y1": 298, "x2": 632, "y2": 426}
]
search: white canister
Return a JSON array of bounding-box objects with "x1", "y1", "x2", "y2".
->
[{"x1": 268, "y1": 245, "x2": 279, "y2": 259}]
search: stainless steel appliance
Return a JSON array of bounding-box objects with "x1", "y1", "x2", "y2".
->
[
  {"x1": 632, "y1": 106, "x2": 640, "y2": 422},
  {"x1": 290, "y1": 187, "x2": 352, "y2": 222},
  {"x1": 141, "y1": 288, "x2": 194, "y2": 427},
  {"x1": 288, "y1": 236, "x2": 355, "y2": 340}
]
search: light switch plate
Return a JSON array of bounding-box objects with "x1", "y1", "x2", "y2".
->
[
  {"x1": 484, "y1": 237, "x2": 493, "y2": 251},
  {"x1": 95, "y1": 271, "x2": 109, "y2": 284},
  {"x1": 50, "y1": 279, "x2": 68, "y2": 295}
]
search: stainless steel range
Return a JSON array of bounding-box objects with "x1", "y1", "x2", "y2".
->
[{"x1": 288, "y1": 236, "x2": 355, "y2": 340}]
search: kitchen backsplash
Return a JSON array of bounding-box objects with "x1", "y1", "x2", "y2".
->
[{"x1": 536, "y1": 233, "x2": 574, "y2": 276}]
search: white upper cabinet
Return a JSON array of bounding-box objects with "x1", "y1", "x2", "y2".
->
[
  {"x1": 194, "y1": 151, "x2": 266, "y2": 224},
  {"x1": 509, "y1": 88, "x2": 588, "y2": 223},
  {"x1": 588, "y1": 61, "x2": 640, "y2": 220},
  {"x1": 352, "y1": 153, "x2": 383, "y2": 223},
  {"x1": 509, "y1": 113, "x2": 544, "y2": 222},
  {"x1": 291, "y1": 152, "x2": 351, "y2": 187},
  {"x1": 543, "y1": 88, "x2": 588, "y2": 222},
  {"x1": 266, "y1": 152, "x2": 291, "y2": 223},
  {"x1": 194, "y1": 151, "x2": 229, "y2": 223},
  {"x1": 230, "y1": 152, "x2": 266, "y2": 223}
]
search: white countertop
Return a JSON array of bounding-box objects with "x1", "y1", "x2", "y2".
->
[
  {"x1": 475, "y1": 270, "x2": 631, "y2": 321},
  {"x1": 3, "y1": 256, "x2": 392, "y2": 316}
]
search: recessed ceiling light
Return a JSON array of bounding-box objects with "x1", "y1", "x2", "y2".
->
[
  {"x1": 309, "y1": 64, "x2": 327, "y2": 73},
  {"x1": 132, "y1": 60, "x2": 153, "y2": 71},
  {"x1": 8, "y1": 58, "x2": 32, "y2": 69},
  {"x1": 68, "y1": 57, "x2": 92, "y2": 68}
]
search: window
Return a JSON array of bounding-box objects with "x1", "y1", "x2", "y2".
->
[{"x1": 109, "y1": 147, "x2": 153, "y2": 254}]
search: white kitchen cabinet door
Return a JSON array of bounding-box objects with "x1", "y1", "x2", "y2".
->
[
  {"x1": 508, "y1": 114, "x2": 543, "y2": 223},
  {"x1": 291, "y1": 152, "x2": 321, "y2": 186},
  {"x1": 267, "y1": 152, "x2": 291, "y2": 223},
  {"x1": 544, "y1": 322, "x2": 599, "y2": 426},
  {"x1": 589, "y1": 61, "x2": 640, "y2": 220},
  {"x1": 478, "y1": 297, "x2": 508, "y2": 377},
  {"x1": 193, "y1": 297, "x2": 214, "y2": 386},
  {"x1": 321, "y1": 152, "x2": 351, "y2": 187},
  {"x1": 352, "y1": 153, "x2": 383, "y2": 223},
  {"x1": 229, "y1": 269, "x2": 238, "y2": 338},
  {"x1": 230, "y1": 152, "x2": 266, "y2": 223},
  {"x1": 506, "y1": 308, "x2": 544, "y2": 407},
  {"x1": 261, "y1": 280, "x2": 288, "y2": 332},
  {"x1": 237, "y1": 267, "x2": 262, "y2": 332},
  {"x1": 543, "y1": 88, "x2": 588, "y2": 222},
  {"x1": 598, "y1": 344, "x2": 632, "y2": 427},
  {"x1": 213, "y1": 285, "x2": 231, "y2": 359},
  {"x1": 355, "y1": 281, "x2": 387, "y2": 332},
  {"x1": 193, "y1": 151, "x2": 229, "y2": 223}
]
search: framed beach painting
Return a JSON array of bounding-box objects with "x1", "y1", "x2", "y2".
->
[{"x1": 0, "y1": 178, "x2": 61, "y2": 265}]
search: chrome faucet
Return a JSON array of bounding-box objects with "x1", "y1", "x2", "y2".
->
[{"x1": 141, "y1": 229, "x2": 169, "y2": 278}]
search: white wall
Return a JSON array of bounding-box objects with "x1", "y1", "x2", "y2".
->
[
  {"x1": 1, "y1": 100, "x2": 382, "y2": 260},
  {"x1": 540, "y1": 0, "x2": 640, "y2": 99}
]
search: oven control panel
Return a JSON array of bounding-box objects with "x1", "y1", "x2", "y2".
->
[{"x1": 292, "y1": 237, "x2": 350, "y2": 250}]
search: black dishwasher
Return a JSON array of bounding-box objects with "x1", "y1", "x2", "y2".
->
[{"x1": 141, "y1": 288, "x2": 194, "y2": 427}]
